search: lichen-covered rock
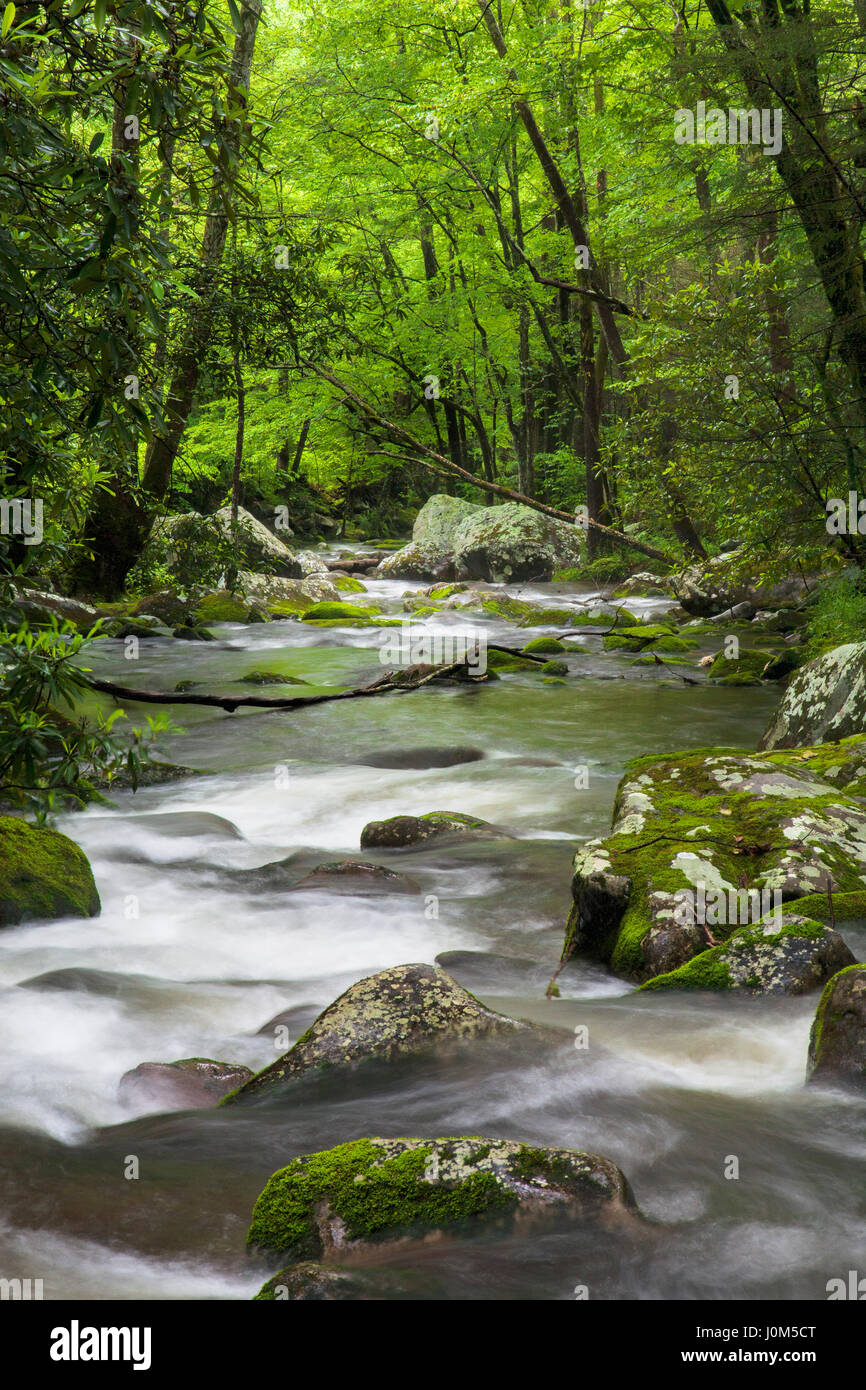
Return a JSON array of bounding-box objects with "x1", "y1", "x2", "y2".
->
[
  {"x1": 10, "y1": 587, "x2": 110, "y2": 633},
  {"x1": 293, "y1": 550, "x2": 329, "y2": 576},
  {"x1": 360, "y1": 811, "x2": 492, "y2": 848},
  {"x1": 807, "y1": 965, "x2": 866, "y2": 1089},
  {"x1": 224, "y1": 964, "x2": 525, "y2": 1101},
  {"x1": 638, "y1": 912, "x2": 854, "y2": 994},
  {"x1": 0, "y1": 817, "x2": 100, "y2": 927},
  {"x1": 560, "y1": 736, "x2": 866, "y2": 983},
  {"x1": 130, "y1": 589, "x2": 193, "y2": 628},
  {"x1": 237, "y1": 570, "x2": 340, "y2": 612},
  {"x1": 119, "y1": 1058, "x2": 254, "y2": 1109},
  {"x1": 452, "y1": 502, "x2": 584, "y2": 583},
  {"x1": 247, "y1": 1135, "x2": 638, "y2": 1271},
  {"x1": 760, "y1": 643, "x2": 866, "y2": 750},
  {"x1": 708, "y1": 647, "x2": 776, "y2": 686},
  {"x1": 670, "y1": 555, "x2": 809, "y2": 617},
  {"x1": 213, "y1": 504, "x2": 298, "y2": 571},
  {"x1": 378, "y1": 494, "x2": 584, "y2": 583}
]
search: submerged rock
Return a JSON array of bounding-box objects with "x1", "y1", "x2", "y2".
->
[
  {"x1": 354, "y1": 746, "x2": 485, "y2": 770},
  {"x1": 0, "y1": 817, "x2": 100, "y2": 927},
  {"x1": 247, "y1": 1135, "x2": 638, "y2": 1273},
  {"x1": 223, "y1": 963, "x2": 525, "y2": 1101},
  {"x1": 808, "y1": 965, "x2": 866, "y2": 1089},
  {"x1": 360, "y1": 811, "x2": 493, "y2": 848},
  {"x1": 638, "y1": 912, "x2": 854, "y2": 995},
  {"x1": 760, "y1": 643, "x2": 866, "y2": 749},
  {"x1": 119, "y1": 1058, "x2": 254, "y2": 1109},
  {"x1": 559, "y1": 736, "x2": 866, "y2": 983},
  {"x1": 292, "y1": 861, "x2": 420, "y2": 894}
]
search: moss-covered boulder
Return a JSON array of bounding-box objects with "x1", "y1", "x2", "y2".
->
[
  {"x1": 807, "y1": 965, "x2": 866, "y2": 1089},
  {"x1": 522, "y1": 636, "x2": 566, "y2": 654},
  {"x1": 360, "y1": 810, "x2": 492, "y2": 848},
  {"x1": 638, "y1": 912, "x2": 854, "y2": 995},
  {"x1": 333, "y1": 575, "x2": 367, "y2": 593},
  {"x1": 760, "y1": 642, "x2": 866, "y2": 749},
  {"x1": 119, "y1": 1058, "x2": 254, "y2": 1109},
  {"x1": 602, "y1": 624, "x2": 685, "y2": 653},
  {"x1": 301, "y1": 600, "x2": 383, "y2": 622},
  {"x1": 0, "y1": 817, "x2": 100, "y2": 926},
  {"x1": 247, "y1": 1135, "x2": 638, "y2": 1276},
  {"x1": 560, "y1": 736, "x2": 866, "y2": 983},
  {"x1": 670, "y1": 554, "x2": 808, "y2": 617},
  {"x1": 292, "y1": 861, "x2": 420, "y2": 895},
  {"x1": 540, "y1": 660, "x2": 569, "y2": 676},
  {"x1": 193, "y1": 592, "x2": 264, "y2": 625},
  {"x1": 130, "y1": 589, "x2": 192, "y2": 628},
  {"x1": 239, "y1": 571, "x2": 340, "y2": 613},
  {"x1": 708, "y1": 647, "x2": 775, "y2": 686},
  {"x1": 225, "y1": 964, "x2": 525, "y2": 1101}
]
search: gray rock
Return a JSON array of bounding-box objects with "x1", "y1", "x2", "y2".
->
[
  {"x1": 808, "y1": 965, "x2": 866, "y2": 1089},
  {"x1": 292, "y1": 861, "x2": 420, "y2": 895},
  {"x1": 224, "y1": 963, "x2": 526, "y2": 1100},
  {"x1": 119, "y1": 1058, "x2": 254, "y2": 1109},
  {"x1": 760, "y1": 643, "x2": 866, "y2": 749},
  {"x1": 360, "y1": 811, "x2": 493, "y2": 848}
]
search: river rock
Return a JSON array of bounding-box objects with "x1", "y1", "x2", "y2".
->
[
  {"x1": 213, "y1": 505, "x2": 298, "y2": 569},
  {"x1": 378, "y1": 494, "x2": 585, "y2": 583},
  {"x1": 559, "y1": 736, "x2": 866, "y2": 983},
  {"x1": 760, "y1": 643, "x2": 866, "y2": 749},
  {"x1": 247, "y1": 1135, "x2": 638, "y2": 1271},
  {"x1": 292, "y1": 861, "x2": 420, "y2": 894},
  {"x1": 130, "y1": 589, "x2": 193, "y2": 628},
  {"x1": 638, "y1": 912, "x2": 854, "y2": 994},
  {"x1": 360, "y1": 811, "x2": 493, "y2": 848},
  {"x1": 119, "y1": 1058, "x2": 254, "y2": 1109},
  {"x1": 807, "y1": 965, "x2": 866, "y2": 1089},
  {"x1": 0, "y1": 817, "x2": 100, "y2": 927},
  {"x1": 238, "y1": 570, "x2": 340, "y2": 612},
  {"x1": 354, "y1": 746, "x2": 485, "y2": 769},
  {"x1": 224, "y1": 963, "x2": 526, "y2": 1101},
  {"x1": 10, "y1": 587, "x2": 111, "y2": 633},
  {"x1": 670, "y1": 555, "x2": 809, "y2": 617}
]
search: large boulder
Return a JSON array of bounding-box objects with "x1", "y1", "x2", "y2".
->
[
  {"x1": 152, "y1": 507, "x2": 301, "y2": 579},
  {"x1": 638, "y1": 912, "x2": 854, "y2": 995},
  {"x1": 760, "y1": 643, "x2": 866, "y2": 750},
  {"x1": 247, "y1": 1135, "x2": 638, "y2": 1277},
  {"x1": 808, "y1": 965, "x2": 866, "y2": 1089},
  {"x1": 452, "y1": 501, "x2": 584, "y2": 583},
  {"x1": 212, "y1": 505, "x2": 299, "y2": 575},
  {"x1": 560, "y1": 736, "x2": 866, "y2": 983},
  {"x1": 670, "y1": 554, "x2": 809, "y2": 617},
  {"x1": 223, "y1": 963, "x2": 525, "y2": 1101},
  {"x1": 0, "y1": 817, "x2": 100, "y2": 926},
  {"x1": 10, "y1": 587, "x2": 111, "y2": 633},
  {"x1": 378, "y1": 494, "x2": 585, "y2": 582},
  {"x1": 237, "y1": 570, "x2": 340, "y2": 613}
]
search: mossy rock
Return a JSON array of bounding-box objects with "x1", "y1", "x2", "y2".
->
[
  {"x1": 194, "y1": 592, "x2": 260, "y2": 624},
  {"x1": 486, "y1": 649, "x2": 539, "y2": 673},
  {"x1": 602, "y1": 624, "x2": 677, "y2": 652},
  {"x1": 267, "y1": 595, "x2": 315, "y2": 617},
  {"x1": 247, "y1": 1135, "x2": 637, "y2": 1271},
  {"x1": 522, "y1": 636, "x2": 566, "y2": 654},
  {"x1": 552, "y1": 567, "x2": 583, "y2": 582},
  {"x1": 360, "y1": 811, "x2": 492, "y2": 849},
  {"x1": 238, "y1": 669, "x2": 309, "y2": 686},
  {"x1": 559, "y1": 735, "x2": 866, "y2": 984},
  {"x1": 428, "y1": 582, "x2": 467, "y2": 600},
  {"x1": 540, "y1": 660, "x2": 569, "y2": 676},
  {"x1": 807, "y1": 964, "x2": 866, "y2": 1089},
  {"x1": 708, "y1": 647, "x2": 775, "y2": 685},
  {"x1": 333, "y1": 575, "x2": 367, "y2": 593},
  {"x1": 0, "y1": 817, "x2": 100, "y2": 927},
  {"x1": 301, "y1": 600, "x2": 383, "y2": 621},
  {"x1": 638, "y1": 912, "x2": 854, "y2": 995},
  {"x1": 225, "y1": 963, "x2": 524, "y2": 1101},
  {"x1": 645, "y1": 634, "x2": 697, "y2": 653}
]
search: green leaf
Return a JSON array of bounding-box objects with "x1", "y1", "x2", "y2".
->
[{"x1": 1, "y1": 3, "x2": 15, "y2": 37}]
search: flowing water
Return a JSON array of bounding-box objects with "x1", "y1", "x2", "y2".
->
[{"x1": 2, "y1": 565, "x2": 864, "y2": 1300}]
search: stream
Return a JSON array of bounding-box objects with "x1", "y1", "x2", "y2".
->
[{"x1": 2, "y1": 562, "x2": 864, "y2": 1301}]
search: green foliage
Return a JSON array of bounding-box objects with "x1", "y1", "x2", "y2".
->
[{"x1": 805, "y1": 570, "x2": 866, "y2": 656}]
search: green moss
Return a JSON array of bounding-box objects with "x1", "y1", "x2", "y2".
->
[
  {"x1": 646, "y1": 634, "x2": 697, "y2": 653},
  {"x1": 540, "y1": 660, "x2": 568, "y2": 675},
  {"x1": 420, "y1": 811, "x2": 487, "y2": 829},
  {"x1": 267, "y1": 595, "x2": 314, "y2": 616},
  {"x1": 238, "y1": 669, "x2": 309, "y2": 686},
  {"x1": 0, "y1": 816, "x2": 100, "y2": 926},
  {"x1": 301, "y1": 600, "x2": 384, "y2": 621},
  {"x1": 194, "y1": 593, "x2": 255, "y2": 624},
  {"x1": 247, "y1": 1138, "x2": 516, "y2": 1261},
  {"x1": 522, "y1": 636, "x2": 566, "y2": 654},
  {"x1": 486, "y1": 649, "x2": 538, "y2": 672},
  {"x1": 708, "y1": 647, "x2": 774, "y2": 685},
  {"x1": 333, "y1": 576, "x2": 366, "y2": 593},
  {"x1": 429, "y1": 583, "x2": 465, "y2": 599},
  {"x1": 602, "y1": 623, "x2": 677, "y2": 652}
]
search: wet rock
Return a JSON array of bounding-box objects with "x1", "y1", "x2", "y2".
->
[
  {"x1": 115, "y1": 811, "x2": 243, "y2": 838},
  {"x1": 247, "y1": 1135, "x2": 638, "y2": 1269},
  {"x1": 708, "y1": 647, "x2": 775, "y2": 685},
  {"x1": 238, "y1": 669, "x2": 309, "y2": 686},
  {"x1": 760, "y1": 649, "x2": 806, "y2": 681},
  {"x1": 292, "y1": 861, "x2": 421, "y2": 894},
  {"x1": 377, "y1": 538, "x2": 457, "y2": 582},
  {"x1": 360, "y1": 811, "x2": 493, "y2": 848},
  {"x1": 224, "y1": 963, "x2": 526, "y2": 1100},
  {"x1": 522, "y1": 637, "x2": 566, "y2": 654},
  {"x1": 238, "y1": 570, "x2": 340, "y2": 613},
  {"x1": 611, "y1": 572, "x2": 671, "y2": 598},
  {"x1": 807, "y1": 965, "x2": 866, "y2": 1089},
  {"x1": 354, "y1": 747, "x2": 485, "y2": 770},
  {"x1": 9, "y1": 587, "x2": 110, "y2": 633},
  {"x1": 670, "y1": 555, "x2": 811, "y2": 617},
  {"x1": 0, "y1": 817, "x2": 100, "y2": 927},
  {"x1": 213, "y1": 504, "x2": 298, "y2": 570},
  {"x1": 639, "y1": 912, "x2": 854, "y2": 995},
  {"x1": 255, "y1": 1003, "x2": 322, "y2": 1039},
  {"x1": 172, "y1": 625, "x2": 215, "y2": 641},
  {"x1": 559, "y1": 737, "x2": 866, "y2": 983},
  {"x1": 193, "y1": 591, "x2": 266, "y2": 624},
  {"x1": 760, "y1": 643, "x2": 866, "y2": 749},
  {"x1": 130, "y1": 589, "x2": 192, "y2": 628},
  {"x1": 434, "y1": 949, "x2": 543, "y2": 994},
  {"x1": 254, "y1": 1262, "x2": 396, "y2": 1301},
  {"x1": 119, "y1": 1058, "x2": 254, "y2": 1109}
]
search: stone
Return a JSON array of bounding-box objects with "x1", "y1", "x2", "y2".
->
[
  {"x1": 760, "y1": 643, "x2": 866, "y2": 749},
  {"x1": 360, "y1": 811, "x2": 493, "y2": 848},
  {"x1": 0, "y1": 817, "x2": 100, "y2": 927},
  {"x1": 807, "y1": 965, "x2": 866, "y2": 1089},
  {"x1": 119, "y1": 1058, "x2": 254, "y2": 1109},
  {"x1": 291, "y1": 861, "x2": 420, "y2": 894},
  {"x1": 224, "y1": 963, "x2": 526, "y2": 1101}
]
